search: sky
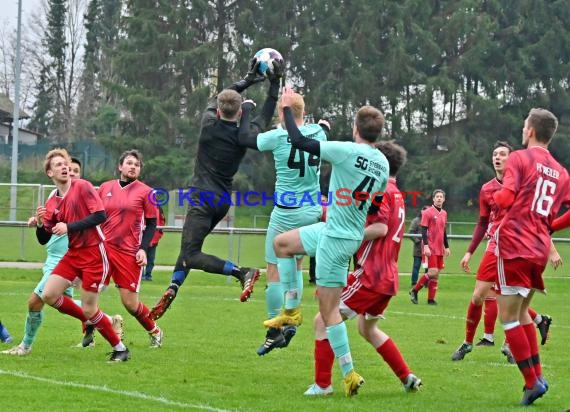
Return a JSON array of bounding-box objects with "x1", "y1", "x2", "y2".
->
[{"x1": 2, "y1": 0, "x2": 43, "y2": 30}]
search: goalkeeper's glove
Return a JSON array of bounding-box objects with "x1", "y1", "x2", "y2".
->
[
  {"x1": 266, "y1": 59, "x2": 283, "y2": 84},
  {"x1": 233, "y1": 59, "x2": 265, "y2": 92}
]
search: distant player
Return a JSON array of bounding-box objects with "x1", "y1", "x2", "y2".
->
[
  {"x1": 304, "y1": 141, "x2": 422, "y2": 396},
  {"x1": 493, "y1": 108, "x2": 570, "y2": 405},
  {"x1": 409, "y1": 189, "x2": 450, "y2": 305},
  {"x1": 238, "y1": 90, "x2": 329, "y2": 355}
]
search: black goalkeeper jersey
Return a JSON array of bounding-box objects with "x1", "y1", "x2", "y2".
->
[{"x1": 190, "y1": 89, "x2": 276, "y2": 195}]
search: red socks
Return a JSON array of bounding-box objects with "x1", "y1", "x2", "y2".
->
[
  {"x1": 134, "y1": 302, "x2": 158, "y2": 333},
  {"x1": 483, "y1": 298, "x2": 497, "y2": 335},
  {"x1": 314, "y1": 339, "x2": 335, "y2": 388},
  {"x1": 427, "y1": 279, "x2": 438, "y2": 301},
  {"x1": 465, "y1": 302, "x2": 483, "y2": 344},
  {"x1": 504, "y1": 325, "x2": 537, "y2": 389},
  {"x1": 414, "y1": 274, "x2": 430, "y2": 291},
  {"x1": 53, "y1": 296, "x2": 87, "y2": 322},
  {"x1": 90, "y1": 309, "x2": 121, "y2": 347},
  {"x1": 376, "y1": 338, "x2": 411, "y2": 381}
]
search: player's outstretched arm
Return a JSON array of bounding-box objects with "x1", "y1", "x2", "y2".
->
[
  {"x1": 228, "y1": 59, "x2": 265, "y2": 93},
  {"x1": 237, "y1": 100, "x2": 260, "y2": 150},
  {"x1": 251, "y1": 59, "x2": 283, "y2": 132},
  {"x1": 281, "y1": 87, "x2": 320, "y2": 156}
]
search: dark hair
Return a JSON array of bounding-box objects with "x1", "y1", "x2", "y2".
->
[
  {"x1": 70, "y1": 157, "x2": 82, "y2": 167},
  {"x1": 355, "y1": 105, "x2": 384, "y2": 142},
  {"x1": 376, "y1": 140, "x2": 407, "y2": 176},
  {"x1": 492, "y1": 140, "x2": 513, "y2": 153},
  {"x1": 527, "y1": 108, "x2": 558, "y2": 143},
  {"x1": 119, "y1": 149, "x2": 143, "y2": 167}
]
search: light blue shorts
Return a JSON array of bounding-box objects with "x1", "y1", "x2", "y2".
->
[
  {"x1": 265, "y1": 205, "x2": 321, "y2": 264},
  {"x1": 34, "y1": 264, "x2": 74, "y2": 299},
  {"x1": 299, "y1": 222, "x2": 360, "y2": 288}
]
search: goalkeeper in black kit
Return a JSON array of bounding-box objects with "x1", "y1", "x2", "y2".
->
[{"x1": 150, "y1": 59, "x2": 283, "y2": 320}]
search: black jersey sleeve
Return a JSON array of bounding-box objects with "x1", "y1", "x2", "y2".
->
[
  {"x1": 250, "y1": 82, "x2": 279, "y2": 133},
  {"x1": 237, "y1": 102, "x2": 260, "y2": 150},
  {"x1": 200, "y1": 96, "x2": 218, "y2": 128},
  {"x1": 140, "y1": 217, "x2": 157, "y2": 252}
]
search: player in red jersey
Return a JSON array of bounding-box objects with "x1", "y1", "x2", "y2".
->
[
  {"x1": 39, "y1": 149, "x2": 129, "y2": 362},
  {"x1": 409, "y1": 189, "x2": 450, "y2": 305},
  {"x1": 304, "y1": 141, "x2": 421, "y2": 396},
  {"x1": 98, "y1": 150, "x2": 164, "y2": 348},
  {"x1": 452, "y1": 141, "x2": 557, "y2": 362},
  {"x1": 493, "y1": 108, "x2": 570, "y2": 406}
]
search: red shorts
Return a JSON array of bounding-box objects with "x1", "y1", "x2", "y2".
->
[
  {"x1": 340, "y1": 272, "x2": 393, "y2": 318},
  {"x1": 51, "y1": 244, "x2": 110, "y2": 293},
  {"x1": 422, "y1": 254, "x2": 444, "y2": 270},
  {"x1": 106, "y1": 243, "x2": 143, "y2": 293},
  {"x1": 496, "y1": 257, "x2": 546, "y2": 293},
  {"x1": 476, "y1": 251, "x2": 497, "y2": 283}
]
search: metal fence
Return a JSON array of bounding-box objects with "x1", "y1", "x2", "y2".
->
[{"x1": 1, "y1": 220, "x2": 568, "y2": 265}]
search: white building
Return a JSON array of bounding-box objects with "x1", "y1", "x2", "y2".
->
[{"x1": 0, "y1": 93, "x2": 40, "y2": 145}]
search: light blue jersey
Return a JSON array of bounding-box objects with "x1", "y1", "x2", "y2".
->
[
  {"x1": 258, "y1": 123, "x2": 327, "y2": 263},
  {"x1": 321, "y1": 141, "x2": 389, "y2": 240},
  {"x1": 257, "y1": 123, "x2": 327, "y2": 206}
]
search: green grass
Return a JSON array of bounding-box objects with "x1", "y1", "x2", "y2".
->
[{"x1": 1, "y1": 267, "x2": 569, "y2": 411}]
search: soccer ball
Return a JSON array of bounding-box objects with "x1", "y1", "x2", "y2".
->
[{"x1": 253, "y1": 48, "x2": 283, "y2": 76}]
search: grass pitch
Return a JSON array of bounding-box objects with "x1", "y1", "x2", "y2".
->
[{"x1": 1, "y1": 266, "x2": 569, "y2": 411}]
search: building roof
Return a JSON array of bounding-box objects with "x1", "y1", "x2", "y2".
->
[{"x1": 0, "y1": 93, "x2": 30, "y2": 120}]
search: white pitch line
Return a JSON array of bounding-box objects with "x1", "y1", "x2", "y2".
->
[{"x1": 0, "y1": 369, "x2": 233, "y2": 412}]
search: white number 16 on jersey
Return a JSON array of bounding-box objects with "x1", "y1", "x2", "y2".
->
[{"x1": 531, "y1": 176, "x2": 556, "y2": 217}]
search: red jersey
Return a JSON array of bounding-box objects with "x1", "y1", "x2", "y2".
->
[
  {"x1": 98, "y1": 180, "x2": 157, "y2": 255},
  {"x1": 497, "y1": 147, "x2": 570, "y2": 265},
  {"x1": 354, "y1": 178, "x2": 405, "y2": 295},
  {"x1": 479, "y1": 178, "x2": 504, "y2": 236},
  {"x1": 421, "y1": 205, "x2": 447, "y2": 256},
  {"x1": 43, "y1": 179, "x2": 105, "y2": 249},
  {"x1": 477, "y1": 177, "x2": 505, "y2": 252}
]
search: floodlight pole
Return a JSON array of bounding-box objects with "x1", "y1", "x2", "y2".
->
[{"x1": 9, "y1": 0, "x2": 23, "y2": 221}]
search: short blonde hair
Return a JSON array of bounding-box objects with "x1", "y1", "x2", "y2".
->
[
  {"x1": 278, "y1": 92, "x2": 305, "y2": 120},
  {"x1": 44, "y1": 148, "x2": 71, "y2": 173}
]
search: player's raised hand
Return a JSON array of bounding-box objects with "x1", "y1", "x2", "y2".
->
[
  {"x1": 242, "y1": 99, "x2": 256, "y2": 110},
  {"x1": 244, "y1": 58, "x2": 265, "y2": 85},
  {"x1": 280, "y1": 86, "x2": 295, "y2": 107},
  {"x1": 318, "y1": 119, "x2": 331, "y2": 132},
  {"x1": 267, "y1": 58, "x2": 283, "y2": 84}
]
